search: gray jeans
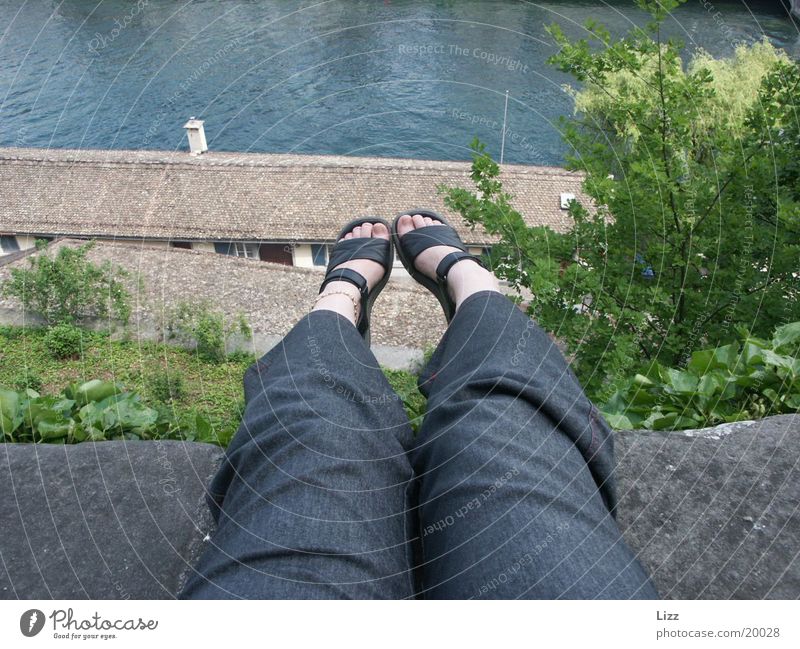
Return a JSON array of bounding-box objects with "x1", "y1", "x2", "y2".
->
[{"x1": 181, "y1": 291, "x2": 657, "y2": 599}]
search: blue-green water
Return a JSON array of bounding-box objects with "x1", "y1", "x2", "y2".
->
[{"x1": 1, "y1": 0, "x2": 797, "y2": 165}]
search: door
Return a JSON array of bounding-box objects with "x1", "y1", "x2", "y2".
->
[{"x1": 259, "y1": 243, "x2": 293, "y2": 265}]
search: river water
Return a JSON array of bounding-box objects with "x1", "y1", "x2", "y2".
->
[{"x1": 1, "y1": 0, "x2": 797, "y2": 165}]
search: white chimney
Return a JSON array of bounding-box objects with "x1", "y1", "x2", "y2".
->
[
  {"x1": 560, "y1": 192, "x2": 576, "y2": 210},
  {"x1": 183, "y1": 117, "x2": 207, "y2": 155}
]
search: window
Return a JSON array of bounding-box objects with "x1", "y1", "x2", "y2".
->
[
  {"x1": 311, "y1": 244, "x2": 328, "y2": 267},
  {"x1": 171, "y1": 241, "x2": 192, "y2": 249},
  {"x1": 1, "y1": 235, "x2": 20, "y2": 253},
  {"x1": 233, "y1": 242, "x2": 259, "y2": 259},
  {"x1": 214, "y1": 241, "x2": 258, "y2": 258}
]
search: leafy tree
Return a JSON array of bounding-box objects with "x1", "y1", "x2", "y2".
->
[
  {"x1": 441, "y1": 0, "x2": 800, "y2": 397},
  {"x1": 2, "y1": 241, "x2": 131, "y2": 327}
]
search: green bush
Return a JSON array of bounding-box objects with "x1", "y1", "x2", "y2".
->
[
  {"x1": 12, "y1": 371, "x2": 43, "y2": 393},
  {"x1": 195, "y1": 311, "x2": 226, "y2": 363},
  {"x1": 147, "y1": 369, "x2": 186, "y2": 403},
  {"x1": 383, "y1": 367, "x2": 426, "y2": 432},
  {"x1": 441, "y1": 1, "x2": 800, "y2": 398},
  {"x1": 165, "y1": 301, "x2": 251, "y2": 364},
  {"x1": 43, "y1": 324, "x2": 86, "y2": 359},
  {"x1": 601, "y1": 322, "x2": 800, "y2": 431},
  {"x1": 0, "y1": 378, "x2": 218, "y2": 444},
  {"x1": 227, "y1": 349, "x2": 257, "y2": 365},
  {"x1": 2, "y1": 241, "x2": 131, "y2": 326}
]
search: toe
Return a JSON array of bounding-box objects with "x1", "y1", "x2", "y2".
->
[
  {"x1": 412, "y1": 214, "x2": 427, "y2": 229},
  {"x1": 361, "y1": 222, "x2": 373, "y2": 238},
  {"x1": 397, "y1": 214, "x2": 414, "y2": 236},
  {"x1": 352, "y1": 225, "x2": 362, "y2": 238},
  {"x1": 373, "y1": 222, "x2": 390, "y2": 239},
  {"x1": 423, "y1": 217, "x2": 434, "y2": 226},
  {"x1": 343, "y1": 232, "x2": 353, "y2": 240}
]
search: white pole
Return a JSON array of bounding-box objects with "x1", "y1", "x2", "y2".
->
[{"x1": 500, "y1": 90, "x2": 509, "y2": 164}]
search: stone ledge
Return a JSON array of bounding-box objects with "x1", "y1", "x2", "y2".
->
[
  {"x1": 0, "y1": 441, "x2": 222, "y2": 599},
  {"x1": 614, "y1": 414, "x2": 800, "y2": 599},
  {"x1": 1, "y1": 414, "x2": 797, "y2": 599}
]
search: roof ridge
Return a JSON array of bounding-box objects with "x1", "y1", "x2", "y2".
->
[{"x1": 0, "y1": 147, "x2": 579, "y2": 177}]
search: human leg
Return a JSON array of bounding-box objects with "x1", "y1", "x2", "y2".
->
[
  {"x1": 181, "y1": 220, "x2": 417, "y2": 599},
  {"x1": 395, "y1": 213, "x2": 657, "y2": 599}
]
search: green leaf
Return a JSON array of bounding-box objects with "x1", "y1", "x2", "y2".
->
[
  {"x1": 194, "y1": 412, "x2": 215, "y2": 442},
  {"x1": 742, "y1": 341, "x2": 766, "y2": 366},
  {"x1": 688, "y1": 344, "x2": 739, "y2": 374},
  {"x1": 660, "y1": 368, "x2": 699, "y2": 393},
  {"x1": 74, "y1": 380, "x2": 120, "y2": 406},
  {"x1": 0, "y1": 389, "x2": 20, "y2": 423},
  {"x1": 36, "y1": 415, "x2": 74, "y2": 440},
  {"x1": 0, "y1": 389, "x2": 19, "y2": 436},
  {"x1": 602, "y1": 412, "x2": 635, "y2": 429},
  {"x1": 645, "y1": 411, "x2": 678, "y2": 430},
  {"x1": 762, "y1": 350, "x2": 800, "y2": 375},
  {"x1": 100, "y1": 398, "x2": 159, "y2": 434},
  {"x1": 696, "y1": 373, "x2": 721, "y2": 396},
  {"x1": 687, "y1": 349, "x2": 714, "y2": 375},
  {"x1": 773, "y1": 322, "x2": 800, "y2": 351}
]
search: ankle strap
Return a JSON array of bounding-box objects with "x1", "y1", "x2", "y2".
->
[
  {"x1": 319, "y1": 268, "x2": 368, "y2": 301},
  {"x1": 436, "y1": 251, "x2": 484, "y2": 283}
]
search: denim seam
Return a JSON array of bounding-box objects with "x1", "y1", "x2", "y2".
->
[
  {"x1": 403, "y1": 480, "x2": 417, "y2": 597},
  {"x1": 587, "y1": 405, "x2": 600, "y2": 456}
]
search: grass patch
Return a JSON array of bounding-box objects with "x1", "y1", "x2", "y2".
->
[
  {"x1": 0, "y1": 325, "x2": 249, "y2": 446},
  {"x1": 0, "y1": 324, "x2": 428, "y2": 445}
]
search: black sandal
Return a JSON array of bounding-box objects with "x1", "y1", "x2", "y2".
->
[
  {"x1": 391, "y1": 209, "x2": 485, "y2": 323},
  {"x1": 319, "y1": 217, "x2": 393, "y2": 344}
]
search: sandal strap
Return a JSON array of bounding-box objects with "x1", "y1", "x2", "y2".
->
[
  {"x1": 400, "y1": 225, "x2": 467, "y2": 259},
  {"x1": 327, "y1": 237, "x2": 391, "y2": 271},
  {"x1": 319, "y1": 268, "x2": 368, "y2": 301},
  {"x1": 436, "y1": 251, "x2": 485, "y2": 283}
]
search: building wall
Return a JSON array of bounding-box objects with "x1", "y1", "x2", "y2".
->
[
  {"x1": 142, "y1": 239, "x2": 171, "y2": 249},
  {"x1": 293, "y1": 244, "x2": 314, "y2": 268},
  {"x1": 15, "y1": 235, "x2": 37, "y2": 250},
  {"x1": 10, "y1": 235, "x2": 486, "y2": 276}
]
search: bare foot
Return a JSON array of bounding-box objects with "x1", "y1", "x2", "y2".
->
[
  {"x1": 312, "y1": 221, "x2": 390, "y2": 325},
  {"x1": 396, "y1": 213, "x2": 499, "y2": 309}
]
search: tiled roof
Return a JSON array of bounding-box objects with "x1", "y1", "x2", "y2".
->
[{"x1": 0, "y1": 147, "x2": 586, "y2": 245}]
